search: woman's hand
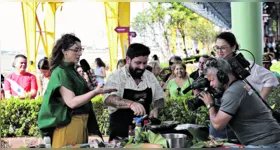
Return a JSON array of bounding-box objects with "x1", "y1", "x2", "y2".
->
[{"x1": 94, "y1": 85, "x2": 117, "y2": 95}]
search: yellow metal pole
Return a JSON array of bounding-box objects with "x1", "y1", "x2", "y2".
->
[
  {"x1": 118, "y1": 2, "x2": 130, "y2": 58},
  {"x1": 36, "y1": 13, "x2": 47, "y2": 55},
  {"x1": 42, "y1": 2, "x2": 63, "y2": 57},
  {"x1": 21, "y1": 2, "x2": 39, "y2": 73},
  {"x1": 104, "y1": 2, "x2": 119, "y2": 71}
]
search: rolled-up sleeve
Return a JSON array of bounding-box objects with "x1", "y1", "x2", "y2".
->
[{"x1": 103, "y1": 71, "x2": 121, "y2": 101}]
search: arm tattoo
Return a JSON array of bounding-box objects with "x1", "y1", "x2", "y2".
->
[
  {"x1": 105, "y1": 95, "x2": 132, "y2": 109},
  {"x1": 153, "y1": 98, "x2": 164, "y2": 109}
]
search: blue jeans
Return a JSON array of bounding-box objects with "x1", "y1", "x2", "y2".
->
[
  {"x1": 244, "y1": 142, "x2": 280, "y2": 148},
  {"x1": 209, "y1": 122, "x2": 237, "y2": 139}
]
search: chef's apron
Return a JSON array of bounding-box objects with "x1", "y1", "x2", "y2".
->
[{"x1": 109, "y1": 88, "x2": 152, "y2": 141}]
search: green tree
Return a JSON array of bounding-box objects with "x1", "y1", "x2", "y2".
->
[
  {"x1": 168, "y1": 2, "x2": 198, "y2": 57},
  {"x1": 187, "y1": 18, "x2": 218, "y2": 51},
  {"x1": 131, "y1": 2, "x2": 171, "y2": 58}
]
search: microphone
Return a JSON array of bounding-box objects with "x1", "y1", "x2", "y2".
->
[
  {"x1": 182, "y1": 85, "x2": 192, "y2": 94},
  {"x1": 80, "y1": 59, "x2": 97, "y2": 89},
  {"x1": 182, "y1": 75, "x2": 206, "y2": 94}
]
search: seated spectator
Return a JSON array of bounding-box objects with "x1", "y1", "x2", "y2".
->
[
  {"x1": 75, "y1": 65, "x2": 84, "y2": 77},
  {"x1": 190, "y1": 55, "x2": 210, "y2": 80},
  {"x1": 94, "y1": 58, "x2": 106, "y2": 85},
  {"x1": 146, "y1": 65, "x2": 153, "y2": 72},
  {"x1": 37, "y1": 57, "x2": 51, "y2": 96},
  {"x1": 148, "y1": 61, "x2": 164, "y2": 87},
  {"x1": 1, "y1": 74, "x2": 5, "y2": 100},
  {"x1": 4, "y1": 54, "x2": 38, "y2": 99},
  {"x1": 152, "y1": 54, "x2": 160, "y2": 63},
  {"x1": 117, "y1": 59, "x2": 126, "y2": 69},
  {"x1": 165, "y1": 62, "x2": 193, "y2": 98},
  {"x1": 268, "y1": 52, "x2": 277, "y2": 64},
  {"x1": 159, "y1": 56, "x2": 182, "y2": 82},
  {"x1": 263, "y1": 54, "x2": 280, "y2": 78}
]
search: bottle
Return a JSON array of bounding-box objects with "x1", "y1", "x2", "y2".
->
[
  {"x1": 43, "y1": 136, "x2": 51, "y2": 148},
  {"x1": 143, "y1": 120, "x2": 149, "y2": 132},
  {"x1": 134, "y1": 123, "x2": 142, "y2": 144},
  {"x1": 128, "y1": 125, "x2": 135, "y2": 139}
]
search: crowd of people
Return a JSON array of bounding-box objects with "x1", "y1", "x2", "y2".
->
[{"x1": 1, "y1": 31, "x2": 280, "y2": 148}]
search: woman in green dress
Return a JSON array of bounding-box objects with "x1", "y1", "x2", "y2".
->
[
  {"x1": 165, "y1": 62, "x2": 193, "y2": 99},
  {"x1": 37, "y1": 33, "x2": 116, "y2": 148}
]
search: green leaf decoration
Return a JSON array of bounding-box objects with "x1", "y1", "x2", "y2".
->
[
  {"x1": 147, "y1": 132, "x2": 168, "y2": 148},
  {"x1": 271, "y1": 104, "x2": 276, "y2": 109}
]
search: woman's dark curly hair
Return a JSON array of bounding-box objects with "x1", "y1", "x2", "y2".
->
[
  {"x1": 50, "y1": 33, "x2": 81, "y2": 72},
  {"x1": 95, "y1": 58, "x2": 106, "y2": 67}
]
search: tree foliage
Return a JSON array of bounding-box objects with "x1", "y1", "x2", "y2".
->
[
  {"x1": 131, "y1": 2, "x2": 171, "y2": 58},
  {"x1": 132, "y1": 2, "x2": 218, "y2": 57}
]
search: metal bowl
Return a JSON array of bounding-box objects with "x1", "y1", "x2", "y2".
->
[{"x1": 161, "y1": 133, "x2": 188, "y2": 148}]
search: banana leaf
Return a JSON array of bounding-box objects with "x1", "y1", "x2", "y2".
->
[
  {"x1": 147, "y1": 132, "x2": 168, "y2": 148},
  {"x1": 124, "y1": 131, "x2": 168, "y2": 148}
]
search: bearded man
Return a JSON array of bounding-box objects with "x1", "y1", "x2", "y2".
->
[{"x1": 104, "y1": 43, "x2": 165, "y2": 141}]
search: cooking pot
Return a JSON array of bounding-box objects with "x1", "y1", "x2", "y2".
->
[{"x1": 161, "y1": 133, "x2": 189, "y2": 148}]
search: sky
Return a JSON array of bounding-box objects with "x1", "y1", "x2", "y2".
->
[{"x1": 0, "y1": 2, "x2": 148, "y2": 52}]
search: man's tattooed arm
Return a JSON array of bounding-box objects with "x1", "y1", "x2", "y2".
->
[{"x1": 105, "y1": 95, "x2": 133, "y2": 109}]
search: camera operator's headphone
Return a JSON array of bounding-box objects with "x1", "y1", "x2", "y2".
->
[
  {"x1": 217, "y1": 70, "x2": 229, "y2": 85},
  {"x1": 206, "y1": 58, "x2": 229, "y2": 85}
]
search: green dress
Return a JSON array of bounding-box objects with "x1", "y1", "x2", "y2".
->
[
  {"x1": 166, "y1": 78, "x2": 193, "y2": 99},
  {"x1": 37, "y1": 61, "x2": 102, "y2": 139}
]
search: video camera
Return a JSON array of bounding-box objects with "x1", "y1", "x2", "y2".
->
[
  {"x1": 185, "y1": 51, "x2": 252, "y2": 111},
  {"x1": 183, "y1": 77, "x2": 223, "y2": 111},
  {"x1": 225, "y1": 52, "x2": 251, "y2": 80}
]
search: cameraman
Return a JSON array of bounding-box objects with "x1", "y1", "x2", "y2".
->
[
  {"x1": 211, "y1": 32, "x2": 279, "y2": 140},
  {"x1": 199, "y1": 58, "x2": 280, "y2": 147}
]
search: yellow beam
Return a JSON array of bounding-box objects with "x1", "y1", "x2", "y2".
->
[
  {"x1": 42, "y1": 2, "x2": 63, "y2": 57},
  {"x1": 22, "y1": 2, "x2": 39, "y2": 73},
  {"x1": 104, "y1": 2, "x2": 119, "y2": 71},
  {"x1": 118, "y1": 2, "x2": 130, "y2": 58}
]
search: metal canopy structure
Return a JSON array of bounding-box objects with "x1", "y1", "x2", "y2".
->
[{"x1": 182, "y1": 2, "x2": 231, "y2": 29}]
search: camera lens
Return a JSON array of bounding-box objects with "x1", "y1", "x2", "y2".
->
[{"x1": 187, "y1": 97, "x2": 205, "y2": 111}]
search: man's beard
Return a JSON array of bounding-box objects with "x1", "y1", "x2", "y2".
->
[
  {"x1": 216, "y1": 82, "x2": 226, "y2": 94},
  {"x1": 129, "y1": 64, "x2": 145, "y2": 79}
]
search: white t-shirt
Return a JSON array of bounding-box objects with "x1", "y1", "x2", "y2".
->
[
  {"x1": 104, "y1": 66, "x2": 165, "y2": 114},
  {"x1": 246, "y1": 60, "x2": 279, "y2": 91}
]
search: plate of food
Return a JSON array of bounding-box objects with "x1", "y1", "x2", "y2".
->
[{"x1": 191, "y1": 136, "x2": 227, "y2": 148}]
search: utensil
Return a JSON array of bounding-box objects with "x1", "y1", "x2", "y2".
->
[{"x1": 161, "y1": 133, "x2": 188, "y2": 148}]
